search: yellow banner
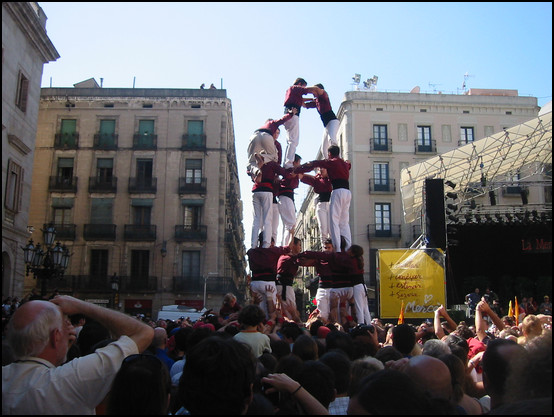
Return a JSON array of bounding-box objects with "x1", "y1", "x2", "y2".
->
[{"x1": 378, "y1": 248, "x2": 446, "y2": 319}]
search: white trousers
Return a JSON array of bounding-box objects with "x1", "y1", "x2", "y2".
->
[
  {"x1": 251, "y1": 191, "x2": 273, "y2": 248},
  {"x1": 272, "y1": 201, "x2": 280, "y2": 245},
  {"x1": 283, "y1": 115, "x2": 299, "y2": 168},
  {"x1": 316, "y1": 200, "x2": 330, "y2": 247},
  {"x1": 247, "y1": 131, "x2": 278, "y2": 176},
  {"x1": 320, "y1": 119, "x2": 339, "y2": 157},
  {"x1": 278, "y1": 195, "x2": 296, "y2": 246},
  {"x1": 329, "y1": 188, "x2": 352, "y2": 252},
  {"x1": 353, "y1": 283, "x2": 372, "y2": 324},
  {"x1": 250, "y1": 280, "x2": 277, "y2": 320},
  {"x1": 315, "y1": 287, "x2": 331, "y2": 322}
]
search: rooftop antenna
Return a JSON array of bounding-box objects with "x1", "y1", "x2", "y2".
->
[
  {"x1": 133, "y1": 76, "x2": 136, "y2": 88},
  {"x1": 458, "y1": 71, "x2": 474, "y2": 94},
  {"x1": 428, "y1": 82, "x2": 442, "y2": 93},
  {"x1": 100, "y1": 78, "x2": 104, "y2": 88}
]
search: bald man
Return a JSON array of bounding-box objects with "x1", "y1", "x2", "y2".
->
[
  {"x1": 403, "y1": 355, "x2": 453, "y2": 403},
  {"x1": 2, "y1": 296, "x2": 153, "y2": 414}
]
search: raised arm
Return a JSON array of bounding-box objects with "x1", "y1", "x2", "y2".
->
[{"x1": 51, "y1": 295, "x2": 154, "y2": 353}]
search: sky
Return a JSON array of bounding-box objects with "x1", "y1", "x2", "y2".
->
[{"x1": 37, "y1": 2, "x2": 553, "y2": 249}]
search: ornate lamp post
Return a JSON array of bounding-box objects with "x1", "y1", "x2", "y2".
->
[
  {"x1": 21, "y1": 224, "x2": 71, "y2": 296},
  {"x1": 111, "y1": 273, "x2": 120, "y2": 309}
]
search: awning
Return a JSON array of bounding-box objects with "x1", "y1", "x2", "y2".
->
[{"x1": 400, "y1": 104, "x2": 552, "y2": 223}]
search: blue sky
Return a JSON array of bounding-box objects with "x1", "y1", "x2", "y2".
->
[{"x1": 38, "y1": 2, "x2": 552, "y2": 247}]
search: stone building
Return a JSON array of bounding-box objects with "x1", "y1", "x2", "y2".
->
[
  {"x1": 2, "y1": 2, "x2": 59, "y2": 298},
  {"x1": 27, "y1": 81, "x2": 247, "y2": 317}
]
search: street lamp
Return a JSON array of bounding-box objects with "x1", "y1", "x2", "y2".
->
[
  {"x1": 111, "y1": 273, "x2": 120, "y2": 309},
  {"x1": 21, "y1": 224, "x2": 71, "y2": 296}
]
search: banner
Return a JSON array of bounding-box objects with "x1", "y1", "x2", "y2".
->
[{"x1": 378, "y1": 248, "x2": 446, "y2": 319}]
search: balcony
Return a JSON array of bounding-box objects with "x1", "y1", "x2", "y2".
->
[
  {"x1": 83, "y1": 224, "x2": 117, "y2": 241},
  {"x1": 49, "y1": 176, "x2": 78, "y2": 193},
  {"x1": 132, "y1": 133, "x2": 157, "y2": 150},
  {"x1": 370, "y1": 138, "x2": 392, "y2": 152},
  {"x1": 174, "y1": 225, "x2": 207, "y2": 242},
  {"x1": 54, "y1": 133, "x2": 79, "y2": 149},
  {"x1": 89, "y1": 176, "x2": 117, "y2": 193},
  {"x1": 119, "y1": 275, "x2": 158, "y2": 292},
  {"x1": 43, "y1": 274, "x2": 75, "y2": 293},
  {"x1": 73, "y1": 275, "x2": 112, "y2": 292},
  {"x1": 179, "y1": 177, "x2": 207, "y2": 194},
  {"x1": 128, "y1": 177, "x2": 157, "y2": 194},
  {"x1": 50, "y1": 223, "x2": 76, "y2": 240},
  {"x1": 367, "y1": 224, "x2": 402, "y2": 239},
  {"x1": 369, "y1": 178, "x2": 396, "y2": 193},
  {"x1": 181, "y1": 134, "x2": 206, "y2": 151},
  {"x1": 414, "y1": 139, "x2": 437, "y2": 154},
  {"x1": 93, "y1": 133, "x2": 118, "y2": 150},
  {"x1": 124, "y1": 224, "x2": 156, "y2": 241},
  {"x1": 173, "y1": 275, "x2": 233, "y2": 293}
]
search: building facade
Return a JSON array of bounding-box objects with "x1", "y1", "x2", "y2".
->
[
  {"x1": 295, "y1": 89, "x2": 549, "y2": 313},
  {"x1": 27, "y1": 82, "x2": 246, "y2": 317},
  {"x1": 2, "y1": 2, "x2": 59, "y2": 298}
]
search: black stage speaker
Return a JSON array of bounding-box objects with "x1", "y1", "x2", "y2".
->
[{"x1": 425, "y1": 179, "x2": 446, "y2": 250}]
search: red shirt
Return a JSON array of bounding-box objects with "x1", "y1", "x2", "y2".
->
[
  {"x1": 247, "y1": 246, "x2": 291, "y2": 281},
  {"x1": 258, "y1": 113, "x2": 293, "y2": 135},
  {"x1": 252, "y1": 161, "x2": 287, "y2": 193},
  {"x1": 284, "y1": 85, "x2": 310, "y2": 108},
  {"x1": 300, "y1": 173, "x2": 332, "y2": 194}
]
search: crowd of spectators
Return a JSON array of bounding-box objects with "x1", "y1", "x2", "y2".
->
[{"x1": 2, "y1": 289, "x2": 552, "y2": 415}]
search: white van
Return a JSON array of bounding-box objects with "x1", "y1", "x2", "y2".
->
[{"x1": 156, "y1": 304, "x2": 207, "y2": 322}]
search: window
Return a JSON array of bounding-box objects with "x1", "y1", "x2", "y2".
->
[
  {"x1": 131, "y1": 250, "x2": 150, "y2": 280},
  {"x1": 136, "y1": 120, "x2": 155, "y2": 147},
  {"x1": 15, "y1": 71, "x2": 29, "y2": 112},
  {"x1": 133, "y1": 206, "x2": 151, "y2": 225},
  {"x1": 90, "y1": 249, "x2": 109, "y2": 280},
  {"x1": 97, "y1": 119, "x2": 116, "y2": 147},
  {"x1": 59, "y1": 119, "x2": 77, "y2": 147},
  {"x1": 417, "y1": 126, "x2": 433, "y2": 152},
  {"x1": 185, "y1": 159, "x2": 203, "y2": 184},
  {"x1": 57, "y1": 158, "x2": 74, "y2": 182},
  {"x1": 373, "y1": 163, "x2": 390, "y2": 191},
  {"x1": 54, "y1": 207, "x2": 72, "y2": 225},
  {"x1": 136, "y1": 159, "x2": 153, "y2": 184},
  {"x1": 375, "y1": 203, "x2": 391, "y2": 236},
  {"x1": 96, "y1": 158, "x2": 114, "y2": 182},
  {"x1": 5, "y1": 160, "x2": 24, "y2": 212},
  {"x1": 187, "y1": 120, "x2": 205, "y2": 147},
  {"x1": 91, "y1": 198, "x2": 113, "y2": 224},
  {"x1": 373, "y1": 125, "x2": 388, "y2": 150},
  {"x1": 183, "y1": 205, "x2": 202, "y2": 229},
  {"x1": 182, "y1": 251, "x2": 201, "y2": 279},
  {"x1": 460, "y1": 127, "x2": 474, "y2": 144}
]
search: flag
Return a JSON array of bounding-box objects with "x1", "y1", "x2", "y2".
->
[
  {"x1": 508, "y1": 300, "x2": 513, "y2": 317},
  {"x1": 514, "y1": 296, "x2": 519, "y2": 326},
  {"x1": 398, "y1": 301, "x2": 405, "y2": 324}
]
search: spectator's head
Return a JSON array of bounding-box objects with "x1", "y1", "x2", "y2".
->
[
  {"x1": 438, "y1": 353, "x2": 467, "y2": 404},
  {"x1": 422, "y1": 338, "x2": 451, "y2": 358},
  {"x1": 107, "y1": 353, "x2": 171, "y2": 415},
  {"x1": 291, "y1": 334, "x2": 318, "y2": 361},
  {"x1": 178, "y1": 336, "x2": 256, "y2": 414},
  {"x1": 521, "y1": 314, "x2": 543, "y2": 341},
  {"x1": 237, "y1": 304, "x2": 266, "y2": 328},
  {"x1": 274, "y1": 353, "x2": 304, "y2": 381},
  {"x1": 296, "y1": 360, "x2": 336, "y2": 409},
  {"x1": 502, "y1": 331, "x2": 552, "y2": 405},
  {"x1": 481, "y1": 337, "x2": 526, "y2": 408},
  {"x1": 403, "y1": 354, "x2": 453, "y2": 402},
  {"x1": 222, "y1": 293, "x2": 237, "y2": 308},
  {"x1": 325, "y1": 329, "x2": 354, "y2": 360},
  {"x1": 374, "y1": 345, "x2": 403, "y2": 365},
  {"x1": 152, "y1": 327, "x2": 168, "y2": 349},
  {"x1": 392, "y1": 324, "x2": 416, "y2": 356},
  {"x1": 6, "y1": 300, "x2": 69, "y2": 365},
  {"x1": 279, "y1": 321, "x2": 303, "y2": 343},
  {"x1": 319, "y1": 350, "x2": 352, "y2": 396},
  {"x1": 445, "y1": 333, "x2": 470, "y2": 365},
  {"x1": 347, "y1": 369, "x2": 437, "y2": 414},
  {"x1": 348, "y1": 356, "x2": 384, "y2": 396}
]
